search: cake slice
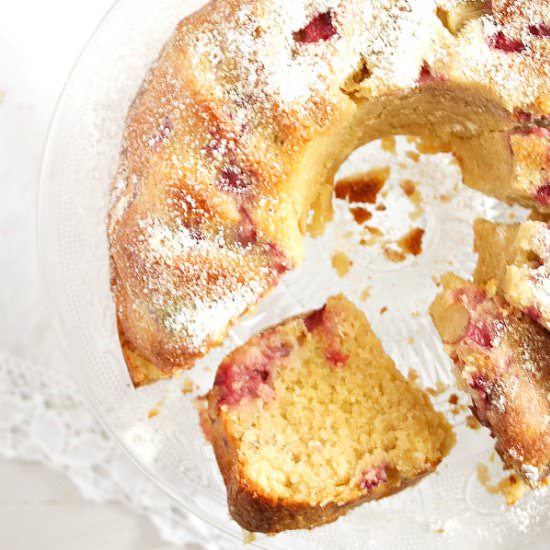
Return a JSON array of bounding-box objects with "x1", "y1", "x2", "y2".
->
[
  {"x1": 430, "y1": 274, "x2": 550, "y2": 487},
  {"x1": 474, "y1": 218, "x2": 550, "y2": 330},
  {"x1": 207, "y1": 294, "x2": 455, "y2": 533}
]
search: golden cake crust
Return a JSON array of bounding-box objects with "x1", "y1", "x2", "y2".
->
[{"x1": 109, "y1": 0, "x2": 550, "y2": 385}]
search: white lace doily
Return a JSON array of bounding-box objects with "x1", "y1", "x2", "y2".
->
[{"x1": 0, "y1": 351, "x2": 236, "y2": 548}]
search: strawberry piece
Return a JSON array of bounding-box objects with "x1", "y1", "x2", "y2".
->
[
  {"x1": 293, "y1": 12, "x2": 336, "y2": 43},
  {"x1": 360, "y1": 465, "x2": 388, "y2": 491},
  {"x1": 535, "y1": 183, "x2": 550, "y2": 206},
  {"x1": 488, "y1": 31, "x2": 526, "y2": 53},
  {"x1": 304, "y1": 306, "x2": 326, "y2": 332}
]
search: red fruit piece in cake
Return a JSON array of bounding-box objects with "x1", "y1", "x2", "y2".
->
[
  {"x1": 529, "y1": 24, "x2": 550, "y2": 37},
  {"x1": 303, "y1": 304, "x2": 327, "y2": 332},
  {"x1": 207, "y1": 294, "x2": 454, "y2": 533},
  {"x1": 303, "y1": 303, "x2": 349, "y2": 367},
  {"x1": 359, "y1": 465, "x2": 389, "y2": 491},
  {"x1": 148, "y1": 117, "x2": 173, "y2": 150},
  {"x1": 535, "y1": 183, "x2": 550, "y2": 206},
  {"x1": 465, "y1": 319, "x2": 498, "y2": 349},
  {"x1": 488, "y1": 31, "x2": 526, "y2": 53},
  {"x1": 293, "y1": 12, "x2": 336, "y2": 43},
  {"x1": 417, "y1": 63, "x2": 446, "y2": 85},
  {"x1": 431, "y1": 273, "x2": 550, "y2": 488},
  {"x1": 236, "y1": 206, "x2": 257, "y2": 247},
  {"x1": 214, "y1": 340, "x2": 291, "y2": 407},
  {"x1": 218, "y1": 165, "x2": 254, "y2": 193},
  {"x1": 266, "y1": 242, "x2": 291, "y2": 275}
]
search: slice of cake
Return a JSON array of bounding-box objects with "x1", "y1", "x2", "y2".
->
[
  {"x1": 474, "y1": 218, "x2": 550, "y2": 330},
  {"x1": 207, "y1": 294, "x2": 455, "y2": 533},
  {"x1": 430, "y1": 274, "x2": 550, "y2": 487}
]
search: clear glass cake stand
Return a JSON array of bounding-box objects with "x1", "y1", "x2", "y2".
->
[{"x1": 38, "y1": 0, "x2": 550, "y2": 548}]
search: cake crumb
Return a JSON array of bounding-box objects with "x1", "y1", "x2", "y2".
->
[
  {"x1": 383, "y1": 245, "x2": 406, "y2": 263},
  {"x1": 242, "y1": 530, "x2": 256, "y2": 544},
  {"x1": 466, "y1": 414, "x2": 481, "y2": 430},
  {"x1": 448, "y1": 393, "x2": 459, "y2": 405},
  {"x1": 375, "y1": 203, "x2": 387, "y2": 211},
  {"x1": 400, "y1": 179, "x2": 416, "y2": 197},
  {"x1": 435, "y1": 528, "x2": 445, "y2": 534},
  {"x1": 360, "y1": 226, "x2": 384, "y2": 247},
  {"x1": 439, "y1": 194, "x2": 452, "y2": 203},
  {"x1": 381, "y1": 136, "x2": 396, "y2": 153},
  {"x1": 426, "y1": 380, "x2": 447, "y2": 397},
  {"x1": 335, "y1": 167, "x2": 391, "y2": 204},
  {"x1": 407, "y1": 336, "x2": 415, "y2": 345},
  {"x1": 408, "y1": 369, "x2": 420, "y2": 383},
  {"x1": 408, "y1": 190, "x2": 425, "y2": 220},
  {"x1": 350, "y1": 206, "x2": 372, "y2": 224},
  {"x1": 182, "y1": 378, "x2": 195, "y2": 395},
  {"x1": 360, "y1": 287, "x2": 372, "y2": 301},
  {"x1": 477, "y1": 464, "x2": 529, "y2": 506},
  {"x1": 148, "y1": 399, "x2": 164, "y2": 419},
  {"x1": 398, "y1": 227, "x2": 425, "y2": 257},
  {"x1": 380, "y1": 306, "x2": 388, "y2": 315},
  {"x1": 406, "y1": 151, "x2": 420, "y2": 162},
  {"x1": 332, "y1": 251, "x2": 353, "y2": 277},
  {"x1": 365, "y1": 226, "x2": 384, "y2": 237}
]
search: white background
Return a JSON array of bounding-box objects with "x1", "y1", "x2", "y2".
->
[{"x1": 0, "y1": 1, "x2": 180, "y2": 548}]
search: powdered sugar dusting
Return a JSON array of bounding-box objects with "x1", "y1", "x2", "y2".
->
[
  {"x1": 431, "y1": 1, "x2": 549, "y2": 113},
  {"x1": 109, "y1": 0, "x2": 549, "y2": 375},
  {"x1": 132, "y1": 216, "x2": 278, "y2": 353}
]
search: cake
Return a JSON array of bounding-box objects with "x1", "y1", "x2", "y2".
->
[
  {"x1": 108, "y1": 0, "x2": 550, "y2": 385},
  {"x1": 430, "y1": 273, "x2": 550, "y2": 487},
  {"x1": 474, "y1": 218, "x2": 550, "y2": 330},
  {"x1": 207, "y1": 295, "x2": 455, "y2": 532}
]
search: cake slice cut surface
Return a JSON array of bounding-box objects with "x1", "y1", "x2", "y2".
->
[
  {"x1": 207, "y1": 294, "x2": 455, "y2": 533},
  {"x1": 431, "y1": 274, "x2": 550, "y2": 488}
]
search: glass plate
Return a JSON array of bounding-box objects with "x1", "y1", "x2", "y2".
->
[{"x1": 39, "y1": 1, "x2": 550, "y2": 547}]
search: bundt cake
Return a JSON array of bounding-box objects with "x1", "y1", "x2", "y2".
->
[
  {"x1": 207, "y1": 294, "x2": 455, "y2": 533},
  {"x1": 108, "y1": 0, "x2": 550, "y2": 385},
  {"x1": 430, "y1": 273, "x2": 550, "y2": 487},
  {"x1": 474, "y1": 218, "x2": 550, "y2": 330}
]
